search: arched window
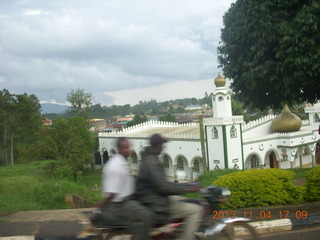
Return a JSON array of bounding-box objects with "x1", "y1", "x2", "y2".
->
[
  {"x1": 251, "y1": 155, "x2": 259, "y2": 169},
  {"x1": 281, "y1": 149, "x2": 288, "y2": 162},
  {"x1": 212, "y1": 127, "x2": 218, "y2": 139},
  {"x1": 162, "y1": 155, "x2": 170, "y2": 169},
  {"x1": 192, "y1": 159, "x2": 200, "y2": 173},
  {"x1": 314, "y1": 113, "x2": 319, "y2": 123},
  {"x1": 230, "y1": 125, "x2": 237, "y2": 138},
  {"x1": 177, "y1": 157, "x2": 184, "y2": 170},
  {"x1": 130, "y1": 151, "x2": 138, "y2": 164}
]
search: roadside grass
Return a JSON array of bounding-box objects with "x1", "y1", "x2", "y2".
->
[
  {"x1": 290, "y1": 167, "x2": 310, "y2": 178},
  {"x1": 183, "y1": 168, "x2": 310, "y2": 199},
  {"x1": 0, "y1": 162, "x2": 312, "y2": 216},
  {"x1": 0, "y1": 162, "x2": 102, "y2": 216},
  {"x1": 183, "y1": 169, "x2": 240, "y2": 199}
]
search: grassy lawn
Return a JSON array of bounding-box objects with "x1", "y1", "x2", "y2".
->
[
  {"x1": 290, "y1": 168, "x2": 310, "y2": 178},
  {"x1": 0, "y1": 162, "x2": 102, "y2": 216},
  {"x1": 0, "y1": 162, "x2": 312, "y2": 216}
]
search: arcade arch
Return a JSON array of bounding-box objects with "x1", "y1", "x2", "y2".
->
[
  {"x1": 174, "y1": 155, "x2": 189, "y2": 180},
  {"x1": 245, "y1": 153, "x2": 261, "y2": 169},
  {"x1": 190, "y1": 156, "x2": 204, "y2": 180},
  {"x1": 264, "y1": 150, "x2": 279, "y2": 168},
  {"x1": 161, "y1": 154, "x2": 174, "y2": 177}
]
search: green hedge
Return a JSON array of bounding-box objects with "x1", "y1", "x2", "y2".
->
[
  {"x1": 305, "y1": 166, "x2": 320, "y2": 201},
  {"x1": 198, "y1": 169, "x2": 239, "y2": 186},
  {"x1": 213, "y1": 169, "x2": 305, "y2": 209}
]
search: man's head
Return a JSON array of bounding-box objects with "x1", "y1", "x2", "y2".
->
[
  {"x1": 117, "y1": 137, "x2": 132, "y2": 158},
  {"x1": 150, "y1": 134, "x2": 168, "y2": 154}
]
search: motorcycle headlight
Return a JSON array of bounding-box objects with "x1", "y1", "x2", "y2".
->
[{"x1": 221, "y1": 188, "x2": 231, "y2": 198}]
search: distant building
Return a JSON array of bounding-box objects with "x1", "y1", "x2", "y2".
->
[
  {"x1": 89, "y1": 118, "x2": 107, "y2": 131},
  {"x1": 114, "y1": 116, "x2": 134, "y2": 126},
  {"x1": 42, "y1": 117, "x2": 52, "y2": 126},
  {"x1": 148, "y1": 116, "x2": 159, "y2": 121},
  {"x1": 185, "y1": 105, "x2": 204, "y2": 111},
  {"x1": 171, "y1": 104, "x2": 182, "y2": 110},
  {"x1": 99, "y1": 74, "x2": 320, "y2": 180},
  {"x1": 100, "y1": 128, "x2": 113, "y2": 133}
]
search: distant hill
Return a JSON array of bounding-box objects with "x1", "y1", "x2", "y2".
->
[{"x1": 41, "y1": 103, "x2": 68, "y2": 114}]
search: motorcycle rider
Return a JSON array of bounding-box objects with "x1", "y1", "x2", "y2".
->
[
  {"x1": 135, "y1": 133, "x2": 204, "y2": 240},
  {"x1": 95, "y1": 137, "x2": 154, "y2": 240}
]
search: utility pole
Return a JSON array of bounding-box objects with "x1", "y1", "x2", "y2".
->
[
  {"x1": 4, "y1": 121, "x2": 8, "y2": 165},
  {"x1": 11, "y1": 134, "x2": 14, "y2": 165},
  {"x1": 199, "y1": 116, "x2": 207, "y2": 172}
]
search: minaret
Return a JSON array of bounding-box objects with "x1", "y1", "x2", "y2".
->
[
  {"x1": 212, "y1": 73, "x2": 232, "y2": 117},
  {"x1": 205, "y1": 73, "x2": 244, "y2": 170}
]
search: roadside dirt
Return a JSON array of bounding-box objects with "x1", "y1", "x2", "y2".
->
[{"x1": 293, "y1": 177, "x2": 306, "y2": 186}]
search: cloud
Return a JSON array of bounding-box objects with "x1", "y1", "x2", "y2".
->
[
  {"x1": 100, "y1": 78, "x2": 216, "y2": 106},
  {"x1": 0, "y1": 0, "x2": 234, "y2": 105}
]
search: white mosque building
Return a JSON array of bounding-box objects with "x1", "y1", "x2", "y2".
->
[{"x1": 98, "y1": 74, "x2": 320, "y2": 180}]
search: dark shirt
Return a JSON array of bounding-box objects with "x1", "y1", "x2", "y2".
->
[{"x1": 135, "y1": 146, "x2": 189, "y2": 224}]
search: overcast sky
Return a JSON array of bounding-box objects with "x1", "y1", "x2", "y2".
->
[{"x1": 0, "y1": 0, "x2": 234, "y2": 106}]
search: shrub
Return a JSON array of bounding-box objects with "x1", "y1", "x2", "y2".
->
[
  {"x1": 30, "y1": 179, "x2": 97, "y2": 209},
  {"x1": 305, "y1": 166, "x2": 320, "y2": 201},
  {"x1": 198, "y1": 169, "x2": 240, "y2": 186},
  {"x1": 16, "y1": 143, "x2": 41, "y2": 163},
  {"x1": 184, "y1": 169, "x2": 239, "y2": 199},
  {"x1": 40, "y1": 159, "x2": 59, "y2": 175},
  {"x1": 213, "y1": 169, "x2": 305, "y2": 209},
  {"x1": 40, "y1": 159, "x2": 86, "y2": 181}
]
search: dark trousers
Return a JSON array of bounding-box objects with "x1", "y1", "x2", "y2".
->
[{"x1": 103, "y1": 199, "x2": 155, "y2": 240}]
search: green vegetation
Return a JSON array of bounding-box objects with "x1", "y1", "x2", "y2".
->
[
  {"x1": 0, "y1": 89, "x2": 43, "y2": 165},
  {"x1": 218, "y1": 0, "x2": 320, "y2": 110},
  {"x1": 305, "y1": 166, "x2": 320, "y2": 201},
  {"x1": 0, "y1": 88, "x2": 96, "y2": 177},
  {"x1": 213, "y1": 169, "x2": 306, "y2": 209},
  {"x1": 159, "y1": 114, "x2": 177, "y2": 123},
  {"x1": 36, "y1": 116, "x2": 95, "y2": 179},
  {"x1": 0, "y1": 162, "x2": 101, "y2": 216},
  {"x1": 184, "y1": 169, "x2": 240, "y2": 199},
  {"x1": 0, "y1": 162, "x2": 317, "y2": 217},
  {"x1": 126, "y1": 114, "x2": 148, "y2": 127},
  {"x1": 198, "y1": 169, "x2": 240, "y2": 187},
  {"x1": 66, "y1": 88, "x2": 93, "y2": 120},
  {"x1": 45, "y1": 96, "x2": 212, "y2": 121},
  {"x1": 290, "y1": 168, "x2": 310, "y2": 179}
]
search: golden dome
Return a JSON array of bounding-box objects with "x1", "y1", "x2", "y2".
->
[
  {"x1": 214, "y1": 73, "x2": 226, "y2": 87},
  {"x1": 271, "y1": 105, "x2": 302, "y2": 132}
]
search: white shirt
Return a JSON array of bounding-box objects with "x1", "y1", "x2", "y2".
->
[{"x1": 102, "y1": 153, "x2": 135, "y2": 202}]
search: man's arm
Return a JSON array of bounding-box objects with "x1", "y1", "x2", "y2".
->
[
  {"x1": 147, "y1": 158, "x2": 193, "y2": 195},
  {"x1": 94, "y1": 193, "x2": 116, "y2": 209}
]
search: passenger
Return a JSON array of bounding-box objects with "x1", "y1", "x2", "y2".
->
[
  {"x1": 135, "y1": 134, "x2": 204, "y2": 240},
  {"x1": 95, "y1": 137, "x2": 154, "y2": 240}
]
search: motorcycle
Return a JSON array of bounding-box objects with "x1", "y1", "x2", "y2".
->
[{"x1": 78, "y1": 185, "x2": 257, "y2": 240}]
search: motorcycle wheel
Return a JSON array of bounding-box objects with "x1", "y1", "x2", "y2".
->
[{"x1": 215, "y1": 222, "x2": 257, "y2": 240}]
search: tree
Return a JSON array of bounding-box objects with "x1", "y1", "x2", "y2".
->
[
  {"x1": 66, "y1": 88, "x2": 93, "y2": 120},
  {"x1": 14, "y1": 93, "x2": 42, "y2": 163},
  {"x1": 37, "y1": 116, "x2": 94, "y2": 177},
  {"x1": 0, "y1": 89, "x2": 15, "y2": 165},
  {"x1": 126, "y1": 114, "x2": 147, "y2": 127},
  {"x1": 159, "y1": 114, "x2": 177, "y2": 123},
  {"x1": 218, "y1": 0, "x2": 320, "y2": 110},
  {"x1": 0, "y1": 89, "x2": 42, "y2": 165},
  {"x1": 15, "y1": 93, "x2": 42, "y2": 144}
]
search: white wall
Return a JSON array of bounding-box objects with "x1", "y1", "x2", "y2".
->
[
  {"x1": 205, "y1": 125, "x2": 226, "y2": 170},
  {"x1": 225, "y1": 124, "x2": 243, "y2": 169},
  {"x1": 99, "y1": 136, "x2": 203, "y2": 180},
  {"x1": 242, "y1": 119, "x2": 274, "y2": 139}
]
